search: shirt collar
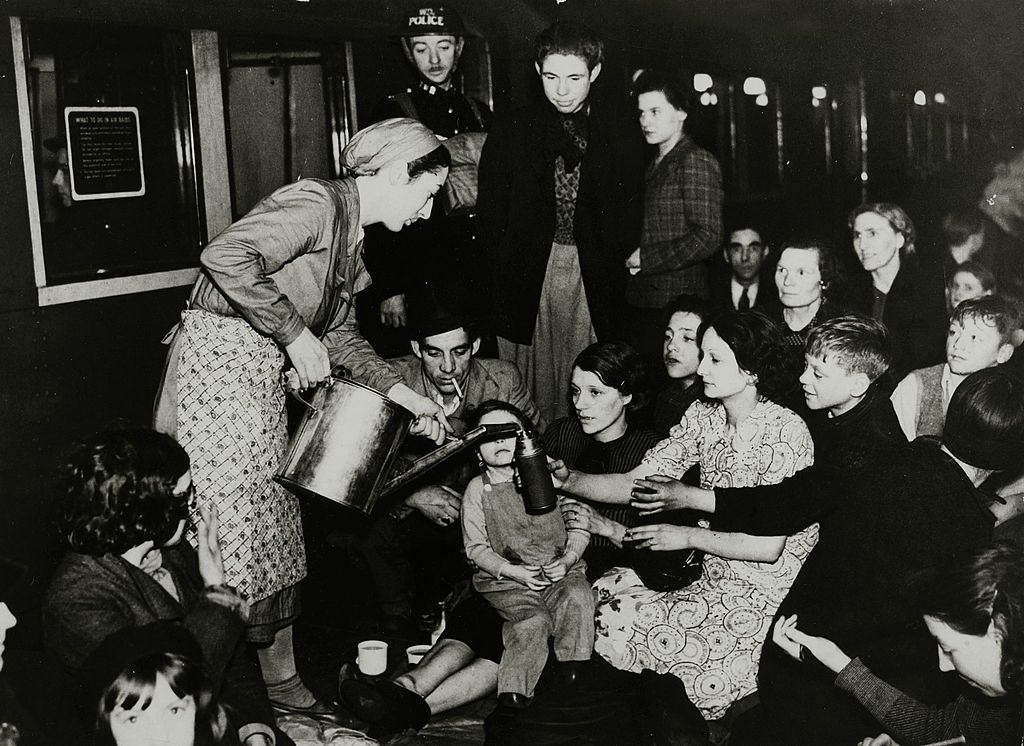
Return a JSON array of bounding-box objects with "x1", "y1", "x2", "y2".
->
[{"x1": 731, "y1": 277, "x2": 759, "y2": 305}]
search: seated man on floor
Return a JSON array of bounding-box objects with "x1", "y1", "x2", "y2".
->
[
  {"x1": 890, "y1": 294, "x2": 1018, "y2": 441},
  {"x1": 347, "y1": 308, "x2": 543, "y2": 637}
]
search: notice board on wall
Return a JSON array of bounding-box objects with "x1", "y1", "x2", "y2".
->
[{"x1": 64, "y1": 106, "x2": 146, "y2": 201}]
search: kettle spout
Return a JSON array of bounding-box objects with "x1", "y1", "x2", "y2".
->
[{"x1": 379, "y1": 422, "x2": 520, "y2": 497}]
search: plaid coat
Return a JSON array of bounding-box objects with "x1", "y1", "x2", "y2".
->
[{"x1": 626, "y1": 135, "x2": 723, "y2": 307}]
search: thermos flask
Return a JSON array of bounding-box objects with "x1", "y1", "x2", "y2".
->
[{"x1": 513, "y1": 429, "x2": 557, "y2": 514}]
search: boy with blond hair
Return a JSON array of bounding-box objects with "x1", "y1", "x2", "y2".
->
[{"x1": 890, "y1": 295, "x2": 1018, "y2": 440}]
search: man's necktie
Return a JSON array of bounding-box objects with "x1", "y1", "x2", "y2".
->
[{"x1": 738, "y1": 287, "x2": 751, "y2": 311}]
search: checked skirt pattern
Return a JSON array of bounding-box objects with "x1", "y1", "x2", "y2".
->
[{"x1": 176, "y1": 310, "x2": 306, "y2": 604}]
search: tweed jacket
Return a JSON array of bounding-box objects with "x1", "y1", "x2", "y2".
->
[
  {"x1": 44, "y1": 544, "x2": 273, "y2": 734},
  {"x1": 625, "y1": 135, "x2": 723, "y2": 307},
  {"x1": 477, "y1": 103, "x2": 645, "y2": 343}
]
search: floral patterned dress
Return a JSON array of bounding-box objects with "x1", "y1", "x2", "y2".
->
[{"x1": 592, "y1": 397, "x2": 815, "y2": 720}]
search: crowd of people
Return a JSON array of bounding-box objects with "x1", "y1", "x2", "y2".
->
[{"x1": 5, "y1": 7, "x2": 1024, "y2": 746}]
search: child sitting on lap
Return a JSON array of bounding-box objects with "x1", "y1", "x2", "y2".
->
[{"x1": 460, "y1": 400, "x2": 594, "y2": 710}]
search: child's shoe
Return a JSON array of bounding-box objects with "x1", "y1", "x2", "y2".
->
[{"x1": 497, "y1": 692, "x2": 533, "y2": 710}]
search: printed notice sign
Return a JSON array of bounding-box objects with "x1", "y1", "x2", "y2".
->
[{"x1": 64, "y1": 106, "x2": 145, "y2": 201}]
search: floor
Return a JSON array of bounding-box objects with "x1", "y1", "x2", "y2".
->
[{"x1": 285, "y1": 503, "x2": 491, "y2": 745}]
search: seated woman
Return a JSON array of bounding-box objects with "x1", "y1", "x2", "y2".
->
[
  {"x1": 847, "y1": 202, "x2": 948, "y2": 383},
  {"x1": 769, "y1": 238, "x2": 846, "y2": 415},
  {"x1": 554, "y1": 310, "x2": 815, "y2": 721},
  {"x1": 774, "y1": 540, "x2": 1024, "y2": 746},
  {"x1": 652, "y1": 295, "x2": 708, "y2": 439},
  {"x1": 44, "y1": 428, "x2": 280, "y2": 746},
  {"x1": 771, "y1": 238, "x2": 845, "y2": 346},
  {"x1": 544, "y1": 341, "x2": 661, "y2": 578}
]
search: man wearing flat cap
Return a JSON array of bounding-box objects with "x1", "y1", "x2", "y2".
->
[
  {"x1": 357, "y1": 4, "x2": 492, "y2": 357},
  {"x1": 347, "y1": 294, "x2": 542, "y2": 638}
]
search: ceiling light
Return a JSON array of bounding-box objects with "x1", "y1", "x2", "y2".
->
[
  {"x1": 743, "y1": 77, "x2": 766, "y2": 96},
  {"x1": 693, "y1": 74, "x2": 713, "y2": 92}
]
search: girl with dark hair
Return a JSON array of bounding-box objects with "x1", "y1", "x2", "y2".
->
[
  {"x1": 774, "y1": 540, "x2": 1024, "y2": 746},
  {"x1": 97, "y1": 650, "x2": 235, "y2": 746},
  {"x1": 543, "y1": 341, "x2": 660, "y2": 577},
  {"x1": 554, "y1": 310, "x2": 815, "y2": 720},
  {"x1": 153, "y1": 117, "x2": 454, "y2": 712},
  {"x1": 45, "y1": 429, "x2": 279, "y2": 746},
  {"x1": 461, "y1": 400, "x2": 594, "y2": 709}
]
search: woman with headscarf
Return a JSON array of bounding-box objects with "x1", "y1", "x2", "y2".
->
[{"x1": 154, "y1": 117, "x2": 453, "y2": 713}]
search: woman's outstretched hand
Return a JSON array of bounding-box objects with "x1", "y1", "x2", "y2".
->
[
  {"x1": 547, "y1": 459, "x2": 570, "y2": 490},
  {"x1": 622, "y1": 524, "x2": 692, "y2": 551},
  {"x1": 771, "y1": 615, "x2": 852, "y2": 674},
  {"x1": 630, "y1": 475, "x2": 692, "y2": 513},
  {"x1": 561, "y1": 498, "x2": 615, "y2": 539},
  {"x1": 196, "y1": 501, "x2": 226, "y2": 587}
]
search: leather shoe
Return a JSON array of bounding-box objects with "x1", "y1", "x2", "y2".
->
[
  {"x1": 559, "y1": 660, "x2": 585, "y2": 688},
  {"x1": 497, "y1": 692, "x2": 533, "y2": 710},
  {"x1": 339, "y1": 678, "x2": 389, "y2": 724}
]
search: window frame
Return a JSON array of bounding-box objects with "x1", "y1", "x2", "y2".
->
[{"x1": 10, "y1": 17, "x2": 220, "y2": 306}]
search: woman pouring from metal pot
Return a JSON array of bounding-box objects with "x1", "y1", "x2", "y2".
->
[{"x1": 155, "y1": 117, "x2": 453, "y2": 715}]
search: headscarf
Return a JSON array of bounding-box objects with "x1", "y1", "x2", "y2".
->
[{"x1": 341, "y1": 118, "x2": 442, "y2": 177}]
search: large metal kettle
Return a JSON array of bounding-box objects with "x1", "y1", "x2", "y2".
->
[{"x1": 273, "y1": 376, "x2": 517, "y2": 515}]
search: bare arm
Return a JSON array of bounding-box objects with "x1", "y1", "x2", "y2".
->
[
  {"x1": 625, "y1": 524, "x2": 786, "y2": 562},
  {"x1": 558, "y1": 463, "x2": 648, "y2": 505}
]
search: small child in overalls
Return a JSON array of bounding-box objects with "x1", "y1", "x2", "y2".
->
[{"x1": 460, "y1": 400, "x2": 594, "y2": 708}]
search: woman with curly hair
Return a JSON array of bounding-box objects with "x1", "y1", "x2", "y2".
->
[
  {"x1": 774, "y1": 539, "x2": 1024, "y2": 746},
  {"x1": 554, "y1": 310, "x2": 815, "y2": 720},
  {"x1": 44, "y1": 429, "x2": 280, "y2": 746}
]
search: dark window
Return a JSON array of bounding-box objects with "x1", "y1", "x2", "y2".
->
[{"x1": 24, "y1": 22, "x2": 202, "y2": 285}]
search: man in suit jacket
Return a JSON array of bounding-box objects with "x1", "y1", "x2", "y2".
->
[
  {"x1": 347, "y1": 312, "x2": 542, "y2": 637},
  {"x1": 477, "y1": 21, "x2": 644, "y2": 423},
  {"x1": 709, "y1": 227, "x2": 778, "y2": 312}
]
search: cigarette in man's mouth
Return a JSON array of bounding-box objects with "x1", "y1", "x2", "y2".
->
[{"x1": 452, "y1": 377, "x2": 465, "y2": 400}]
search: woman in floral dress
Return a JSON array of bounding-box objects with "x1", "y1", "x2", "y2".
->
[{"x1": 555, "y1": 310, "x2": 814, "y2": 720}]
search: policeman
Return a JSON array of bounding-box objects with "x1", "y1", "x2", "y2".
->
[{"x1": 357, "y1": 4, "x2": 492, "y2": 357}]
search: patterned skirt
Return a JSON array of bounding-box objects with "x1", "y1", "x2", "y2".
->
[
  {"x1": 593, "y1": 525, "x2": 818, "y2": 721},
  {"x1": 176, "y1": 310, "x2": 307, "y2": 608}
]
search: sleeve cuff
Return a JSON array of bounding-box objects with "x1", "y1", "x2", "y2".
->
[
  {"x1": 202, "y1": 584, "x2": 250, "y2": 622},
  {"x1": 239, "y1": 722, "x2": 275, "y2": 745},
  {"x1": 274, "y1": 311, "x2": 306, "y2": 347}
]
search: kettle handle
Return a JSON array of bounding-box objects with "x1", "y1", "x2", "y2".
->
[
  {"x1": 283, "y1": 375, "x2": 338, "y2": 415},
  {"x1": 288, "y1": 389, "x2": 318, "y2": 414}
]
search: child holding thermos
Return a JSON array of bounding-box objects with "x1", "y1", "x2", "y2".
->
[{"x1": 460, "y1": 400, "x2": 594, "y2": 709}]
